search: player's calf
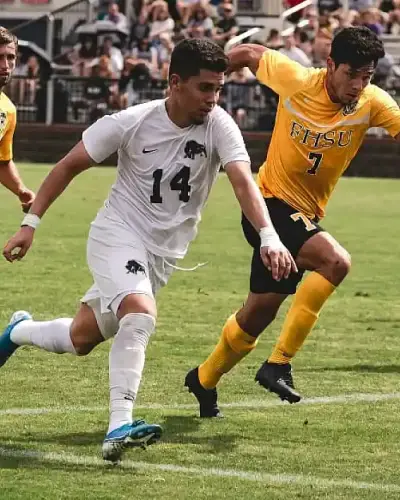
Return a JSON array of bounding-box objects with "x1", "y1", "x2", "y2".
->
[
  {"x1": 70, "y1": 303, "x2": 107, "y2": 355},
  {"x1": 236, "y1": 293, "x2": 285, "y2": 337}
]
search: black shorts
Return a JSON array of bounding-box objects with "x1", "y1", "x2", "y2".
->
[{"x1": 242, "y1": 198, "x2": 324, "y2": 295}]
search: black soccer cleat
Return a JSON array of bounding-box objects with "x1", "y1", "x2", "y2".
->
[
  {"x1": 184, "y1": 367, "x2": 223, "y2": 418},
  {"x1": 255, "y1": 361, "x2": 302, "y2": 404}
]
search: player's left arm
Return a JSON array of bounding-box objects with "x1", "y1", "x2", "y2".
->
[
  {"x1": 0, "y1": 113, "x2": 35, "y2": 211},
  {"x1": 369, "y1": 86, "x2": 400, "y2": 140},
  {"x1": 226, "y1": 44, "x2": 313, "y2": 97}
]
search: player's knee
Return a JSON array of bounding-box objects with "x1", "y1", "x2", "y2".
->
[
  {"x1": 329, "y1": 249, "x2": 351, "y2": 281},
  {"x1": 71, "y1": 333, "x2": 96, "y2": 356},
  {"x1": 117, "y1": 293, "x2": 157, "y2": 320}
]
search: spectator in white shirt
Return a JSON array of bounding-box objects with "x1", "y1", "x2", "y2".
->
[
  {"x1": 104, "y1": 3, "x2": 129, "y2": 32},
  {"x1": 279, "y1": 32, "x2": 312, "y2": 67}
]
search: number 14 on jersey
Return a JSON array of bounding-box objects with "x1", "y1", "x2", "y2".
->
[{"x1": 150, "y1": 166, "x2": 192, "y2": 203}]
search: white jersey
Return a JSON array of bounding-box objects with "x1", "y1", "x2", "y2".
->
[{"x1": 82, "y1": 99, "x2": 250, "y2": 258}]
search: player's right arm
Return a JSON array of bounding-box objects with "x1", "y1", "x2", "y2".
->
[
  {"x1": 227, "y1": 44, "x2": 313, "y2": 96},
  {"x1": 27, "y1": 141, "x2": 93, "y2": 219},
  {"x1": 213, "y1": 108, "x2": 297, "y2": 281},
  {"x1": 3, "y1": 111, "x2": 127, "y2": 263},
  {"x1": 0, "y1": 110, "x2": 35, "y2": 212}
]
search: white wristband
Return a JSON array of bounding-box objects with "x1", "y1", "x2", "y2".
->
[
  {"x1": 259, "y1": 226, "x2": 281, "y2": 249},
  {"x1": 21, "y1": 213, "x2": 41, "y2": 229}
]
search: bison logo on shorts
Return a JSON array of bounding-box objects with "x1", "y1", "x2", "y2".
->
[
  {"x1": 126, "y1": 260, "x2": 146, "y2": 275},
  {"x1": 184, "y1": 140, "x2": 207, "y2": 160}
]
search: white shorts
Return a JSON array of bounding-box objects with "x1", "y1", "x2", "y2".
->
[{"x1": 81, "y1": 208, "x2": 175, "y2": 339}]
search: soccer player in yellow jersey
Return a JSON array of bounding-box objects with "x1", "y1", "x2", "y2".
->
[
  {"x1": 0, "y1": 27, "x2": 35, "y2": 213},
  {"x1": 185, "y1": 26, "x2": 400, "y2": 416}
]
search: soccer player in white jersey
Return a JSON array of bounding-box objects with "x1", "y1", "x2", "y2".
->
[{"x1": 1, "y1": 39, "x2": 297, "y2": 463}]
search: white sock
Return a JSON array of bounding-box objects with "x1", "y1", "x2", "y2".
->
[
  {"x1": 108, "y1": 313, "x2": 155, "y2": 434},
  {"x1": 10, "y1": 318, "x2": 76, "y2": 354}
]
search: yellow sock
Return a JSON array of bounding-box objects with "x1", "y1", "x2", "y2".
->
[
  {"x1": 268, "y1": 272, "x2": 336, "y2": 364},
  {"x1": 198, "y1": 314, "x2": 258, "y2": 389}
]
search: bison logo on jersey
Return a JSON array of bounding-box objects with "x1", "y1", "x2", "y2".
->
[
  {"x1": 184, "y1": 140, "x2": 207, "y2": 160},
  {"x1": 342, "y1": 101, "x2": 358, "y2": 116},
  {"x1": 0, "y1": 111, "x2": 7, "y2": 137},
  {"x1": 126, "y1": 260, "x2": 146, "y2": 275}
]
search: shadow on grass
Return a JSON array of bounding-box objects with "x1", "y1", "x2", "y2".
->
[
  {"x1": 0, "y1": 443, "x2": 155, "y2": 474},
  {"x1": 0, "y1": 414, "x2": 238, "y2": 470},
  {"x1": 160, "y1": 414, "x2": 238, "y2": 453}
]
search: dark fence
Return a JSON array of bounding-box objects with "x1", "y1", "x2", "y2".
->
[
  {"x1": 7, "y1": 75, "x2": 400, "y2": 132},
  {"x1": 6, "y1": 76, "x2": 279, "y2": 130}
]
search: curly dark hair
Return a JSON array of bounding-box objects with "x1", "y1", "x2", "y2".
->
[
  {"x1": 0, "y1": 26, "x2": 17, "y2": 49},
  {"x1": 330, "y1": 26, "x2": 384, "y2": 69},
  {"x1": 169, "y1": 38, "x2": 228, "y2": 81}
]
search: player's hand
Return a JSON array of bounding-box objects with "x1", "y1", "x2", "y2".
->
[
  {"x1": 260, "y1": 243, "x2": 298, "y2": 281},
  {"x1": 18, "y1": 188, "x2": 35, "y2": 213},
  {"x1": 259, "y1": 227, "x2": 298, "y2": 281},
  {"x1": 3, "y1": 227, "x2": 35, "y2": 262}
]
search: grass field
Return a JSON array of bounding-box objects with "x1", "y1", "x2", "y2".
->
[{"x1": 1, "y1": 164, "x2": 400, "y2": 499}]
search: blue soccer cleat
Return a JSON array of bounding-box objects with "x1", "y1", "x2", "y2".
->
[
  {"x1": 0, "y1": 311, "x2": 32, "y2": 368},
  {"x1": 102, "y1": 419, "x2": 163, "y2": 463}
]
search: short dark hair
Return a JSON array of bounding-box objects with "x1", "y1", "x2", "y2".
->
[
  {"x1": 0, "y1": 26, "x2": 18, "y2": 49},
  {"x1": 169, "y1": 39, "x2": 228, "y2": 81},
  {"x1": 330, "y1": 26, "x2": 384, "y2": 69}
]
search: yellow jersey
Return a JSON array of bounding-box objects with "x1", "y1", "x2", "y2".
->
[
  {"x1": 0, "y1": 92, "x2": 16, "y2": 162},
  {"x1": 256, "y1": 50, "x2": 400, "y2": 219}
]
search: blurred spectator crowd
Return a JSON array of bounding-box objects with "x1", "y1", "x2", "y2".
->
[
  {"x1": 6, "y1": 0, "x2": 400, "y2": 129},
  {"x1": 66, "y1": 0, "x2": 240, "y2": 87},
  {"x1": 271, "y1": 0, "x2": 400, "y2": 86}
]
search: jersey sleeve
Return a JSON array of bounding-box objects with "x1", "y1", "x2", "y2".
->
[
  {"x1": 212, "y1": 108, "x2": 250, "y2": 168},
  {"x1": 369, "y1": 86, "x2": 400, "y2": 138},
  {"x1": 0, "y1": 109, "x2": 16, "y2": 162},
  {"x1": 256, "y1": 49, "x2": 313, "y2": 97},
  {"x1": 82, "y1": 108, "x2": 135, "y2": 163}
]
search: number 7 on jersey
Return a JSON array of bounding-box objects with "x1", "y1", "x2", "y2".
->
[{"x1": 307, "y1": 152, "x2": 323, "y2": 175}]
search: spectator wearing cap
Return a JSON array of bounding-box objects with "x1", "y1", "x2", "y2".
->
[
  {"x1": 213, "y1": 3, "x2": 239, "y2": 46},
  {"x1": 318, "y1": 0, "x2": 342, "y2": 16}
]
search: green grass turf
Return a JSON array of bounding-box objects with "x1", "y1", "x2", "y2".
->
[{"x1": 0, "y1": 164, "x2": 400, "y2": 499}]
